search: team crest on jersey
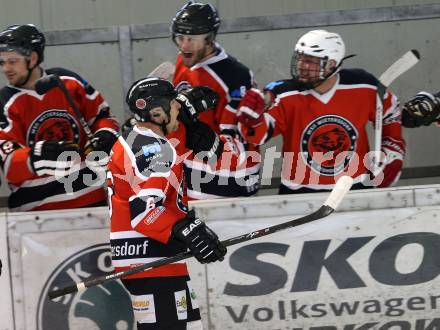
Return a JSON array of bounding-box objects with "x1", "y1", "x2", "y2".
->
[
  {"x1": 27, "y1": 110, "x2": 80, "y2": 146},
  {"x1": 301, "y1": 115, "x2": 358, "y2": 176}
]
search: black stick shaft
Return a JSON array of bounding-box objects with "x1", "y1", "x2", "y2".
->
[
  {"x1": 54, "y1": 76, "x2": 94, "y2": 140},
  {"x1": 48, "y1": 205, "x2": 333, "y2": 300}
]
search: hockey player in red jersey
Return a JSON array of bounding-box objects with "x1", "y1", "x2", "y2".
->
[
  {"x1": 108, "y1": 77, "x2": 226, "y2": 329},
  {"x1": 402, "y1": 91, "x2": 440, "y2": 127},
  {"x1": 171, "y1": 1, "x2": 261, "y2": 199},
  {"x1": 0, "y1": 24, "x2": 119, "y2": 211},
  {"x1": 237, "y1": 30, "x2": 405, "y2": 193}
]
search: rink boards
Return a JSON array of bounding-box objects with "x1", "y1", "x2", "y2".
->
[{"x1": 1, "y1": 184, "x2": 440, "y2": 330}]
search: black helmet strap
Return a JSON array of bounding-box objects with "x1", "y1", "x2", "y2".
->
[
  {"x1": 134, "y1": 96, "x2": 174, "y2": 134},
  {"x1": 15, "y1": 54, "x2": 41, "y2": 88}
]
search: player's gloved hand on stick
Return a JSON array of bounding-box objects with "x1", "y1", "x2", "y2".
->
[
  {"x1": 402, "y1": 91, "x2": 440, "y2": 127},
  {"x1": 372, "y1": 137, "x2": 405, "y2": 188},
  {"x1": 30, "y1": 140, "x2": 80, "y2": 176},
  {"x1": 176, "y1": 86, "x2": 219, "y2": 126},
  {"x1": 85, "y1": 129, "x2": 119, "y2": 155},
  {"x1": 172, "y1": 210, "x2": 227, "y2": 264},
  {"x1": 237, "y1": 88, "x2": 266, "y2": 128}
]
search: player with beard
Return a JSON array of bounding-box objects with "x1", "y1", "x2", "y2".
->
[
  {"x1": 0, "y1": 24, "x2": 119, "y2": 211},
  {"x1": 237, "y1": 30, "x2": 405, "y2": 193},
  {"x1": 171, "y1": 1, "x2": 261, "y2": 199}
]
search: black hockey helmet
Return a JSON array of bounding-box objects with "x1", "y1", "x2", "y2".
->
[
  {"x1": 126, "y1": 77, "x2": 178, "y2": 122},
  {"x1": 0, "y1": 24, "x2": 45, "y2": 64},
  {"x1": 171, "y1": 1, "x2": 220, "y2": 37}
]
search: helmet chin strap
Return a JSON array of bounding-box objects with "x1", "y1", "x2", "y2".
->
[
  {"x1": 146, "y1": 111, "x2": 171, "y2": 135},
  {"x1": 15, "y1": 58, "x2": 41, "y2": 88},
  {"x1": 297, "y1": 54, "x2": 356, "y2": 90},
  {"x1": 150, "y1": 118, "x2": 171, "y2": 135}
]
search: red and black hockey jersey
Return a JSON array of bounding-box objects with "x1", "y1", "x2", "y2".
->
[
  {"x1": 107, "y1": 125, "x2": 189, "y2": 279},
  {"x1": 0, "y1": 67, "x2": 119, "y2": 211},
  {"x1": 173, "y1": 44, "x2": 260, "y2": 199},
  {"x1": 239, "y1": 68, "x2": 405, "y2": 191}
]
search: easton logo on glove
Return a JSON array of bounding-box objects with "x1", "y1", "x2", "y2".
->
[
  {"x1": 181, "y1": 218, "x2": 202, "y2": 237},
  {"x1": 176, "y1": 94, "x2": 197, "y2": 116}
]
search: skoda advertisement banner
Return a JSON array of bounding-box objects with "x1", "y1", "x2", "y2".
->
[
  {"x1": 18, "y1": 229, "x2": 134, "y2": 330},
  {"x1": 207, "y1": 206, "x2": 440, "y2": 330},
  {"x1": 9, "y1": 205, "x2": 440, "y2": 329}
]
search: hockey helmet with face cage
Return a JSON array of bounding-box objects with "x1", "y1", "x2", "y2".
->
[
  {"x1": 0, "y1": 24, "x2": 45, "y2": 64},
  {"x1": 291, "y1": 30, "x2": 345, "y2": 85},
  {"x1": 126, "y1": 77, "x2": 178, "y2": 123}
]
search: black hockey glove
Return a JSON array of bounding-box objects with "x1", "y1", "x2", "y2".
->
[
  {"x1": 85, "y1": 130, "x2": 119, "y2": 155},
  {"x1": 172, "y1": 210, "x2": 227, "y2": 264},
  {"x1": 402, "y1": 91, "x2": 440, "y2": 127},
  {"x1": 176, "y1": 86, "x2": 219, "y2": 126},
  {"x1": 30, "y1": 140, "x2": 80, "y2": 176},
  {"x1": 185, "y1": 120, "x2": 224, "y2": 161}
]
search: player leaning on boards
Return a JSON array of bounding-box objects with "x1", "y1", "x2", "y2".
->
[
  {"x1": 402, "y1": 91, "x2": 440, "y2": 127},
  {"x1": 0, "y1": 24, "x2": 119, "y2": 211},
  {"x1": 171, "y1": 1, "x2": 261, "y2": 199},
  {"x1": 107, "y1": 77, "x2": 226, "y2": 329},
  {"x1": 237, "y1": 30, "x2": 405, "y2": 194}
]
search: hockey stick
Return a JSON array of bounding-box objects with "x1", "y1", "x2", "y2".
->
[
  {"x1": 35, "y1": 74, "x2": 95, "y2": 141},
  {"x1": 147, "y1": 61, "x2": 175, "y2": 79},
  {"x1": 373, "y1": 49, "x2": 420, "y2": 175},
  {"x1": 48, "y1": 176, "x2": 353, "y2": 300}
]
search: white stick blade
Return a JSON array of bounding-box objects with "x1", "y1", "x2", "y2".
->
[
  {"x1": 324, "y1": 176, "x2": 354, "y2": 210},
  {"x1": 379, "y1": 50, "x2": 420, "y2": 87},
  {"x1": 148, "y1": 61, "x2": 176, "y2": 80}
]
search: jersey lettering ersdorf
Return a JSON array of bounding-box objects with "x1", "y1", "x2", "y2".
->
[
  {"x1": 240, "y1": 69, "x2": 405, "y2": 191},
  {"x1": 0, "y1": 68, "x2": 119, "y2": 211},
  {"x1": 173, "y1": 44, "x2": 260, "y2": 199}
]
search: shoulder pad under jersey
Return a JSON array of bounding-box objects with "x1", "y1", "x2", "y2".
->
[
  {"x1": 46, "y1": 67, "x2": 96, "y2": 94},
  {"x1": 263, "y1": 78, "x2": 305, "y2": 96},
  {"x1": 339, "y1": 68, "x2": 379, "y2": 87}
]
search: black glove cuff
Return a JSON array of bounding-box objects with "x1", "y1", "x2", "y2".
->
[{"x1": 185, "y1": 121, "x2": 224, "y2": 160}]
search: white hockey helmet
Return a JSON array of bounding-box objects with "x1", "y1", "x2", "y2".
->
[
  {"x1": 295, "y1": 30, "x2": 345, "y2": 67},
  {"x1": 291, "y1": 30, "x2": 346, "y2": 88}
]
